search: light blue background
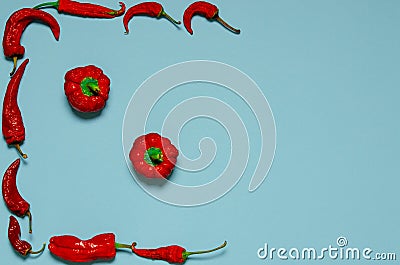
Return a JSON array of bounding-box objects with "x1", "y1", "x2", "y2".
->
[{"x1": 1, "y1": 0, "x2": 399, "y2": 264}]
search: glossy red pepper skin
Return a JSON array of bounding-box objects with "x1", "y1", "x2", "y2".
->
[
  {"x1": 34, "y1": 0, "x2": 126, "y2": 18},
  {"x1": 2, "y1": 59, "x2": 29, "y2": 159},
  {"x1": 132, "y1": 243, "x2": 186, "y2": 263},
  {"x1": 2, "y1": 8, "x2": 60, "y2": 75},
  {"x1": 123, "y1": 2, "x2": 180, "y2": 34},
  {"x1": 64, "y1": 65, "x2": 110, "y2": 113},
  {"x1": 48, "y1": 233, "x2": 117, "y2": 262},
  {"x1": 8, "y1": 216, "x2": 45, "y2": 256},
  {"x1": 2, "y1": 158, "x2": 33, "y2": 233},
  {"x1": 131, "y1": 241, "x2": 227, "y2": 264},
  {"x1": 129, "y1": 133, "x2": 179, "y2": 179},
  {"x1": 183, "y1": 1, "x2": 240, "y2": 35}
]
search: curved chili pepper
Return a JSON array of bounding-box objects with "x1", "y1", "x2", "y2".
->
[
  {"x1": 2, "y1": 159, "x2": 33, "y2": 233},
  {"x1": 129, "y1": 133, "x2": 179, "y2": 179},
  {"x1": 48, "y1": 233, "x2": 131, "y2": 262},
  {"x1": 64, "y1": 65, "x2": 110, "y2": 113},
  {"x1": 132, "y1": 241, "x2": 227, "y2": 264},
  {"x1": 8, "y1": 216, "x2": 45, "y2": 256},
  {"x1": 2, "y1": 59, "x2": 29, "y2": 159},
  {"x1": 2, "y1": 8, "x2": 60, "y2": 75},
  {"x1": 34, "y1": 0, "x2": 126, "y2": 19},
  {"x1": 183, "y1": 1, "x2": 240, "y2": 35},
  {"x1": 123, "y1": 2, "x2": 180, "y2": 34}
]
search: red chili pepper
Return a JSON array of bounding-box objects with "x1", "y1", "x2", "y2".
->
[
  {"x1": 2, "y1": 59, "x2": 29, "y2": 159},
  {"x1": 2, "y1": 159, "x2": 33, "y2": 233},
  {"x1": 129, "y1": 133, "x2": 179, "y2": 179},
  {"x1": 34, "y1": 0, "x2": 126, "y2": 19},
  {"x1": 8, "y1": 216, "x2": 46, "y2": 256},
  {"x1": 64, "y1": 65, "x2": 110, "y2": 113},
  {"x1": 2, "y1": 8, "x2": 60, "y2": 75},
  {"x1": 183, "y1": 1, "x2": 240, "y2": 35},
  {"x1": 48, "y1": 233, "x2": 131, "y2": 262},
  {"x1": 131, "y1": 241, "x2": 227, "y2": 264},
  {"x1": 123, "y1": 2, "x2": 181, "y2": 34}
]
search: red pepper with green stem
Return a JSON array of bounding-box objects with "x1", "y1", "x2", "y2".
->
[
  {"x1": 131, "y1": 241, "x2": 227, "y2": 264},
  {"x1": 48, "y1": 233, "x2": 132, "y2": 262},
  {"x1": 129, "y1": 133, "x2": 179, "y2": 179},
  {"x1": 64, "y1": 65, "x2": 110, "y2": 113},
  {"x1": 123, "y1": 2, "x2": 181, "y2": 34},
  {"x1": 2, "y1": 159, "x2": 33, "y2": 233},
  {"x1": 34, "y1": 0, "x2": 125, "y2": 18},
  {"x1": 8, "y1": 216, "x2": 46, "y2": 256},
  {"x1": 3, "y1": 8, "x2": 60, "y2": 75},
  {"x1": 183, "y1": 1, "x2": 240, "y2": 35},
  {"x1": 2, "y1": 59, "x2": 29, "y2": 159}
]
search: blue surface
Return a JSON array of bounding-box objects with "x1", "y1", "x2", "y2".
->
[{"x1": 1, "y1": 0, "x2": 400, "y2": 264}]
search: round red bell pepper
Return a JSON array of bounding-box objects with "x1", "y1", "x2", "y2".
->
[
  {"x1": 64, "y1": 65, "x2": 110, "y2": 113},
  {"x1": 129, "y1": 133, "x2": 179, "y2": 179}
]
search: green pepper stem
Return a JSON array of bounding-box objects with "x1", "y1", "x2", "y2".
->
[
  {"x1": 86, "y1": 82, "x2": 100, "y2": 94},
  {"x1": 161, "y1": 11, "x2": 181, "y2": 25},
  {"x1": 115, "y1": 242, "x2": 133, "y2": 249},
  {"x1": 33, "y1": 1, "x2": 59, "y2": 9},
  {"x1": 215, "y1": 16, "x2": 240, "y2": 34},
  {"x1": 29, "y1": 243, "x2": 46, "y2": 255},
  {"x1": 183, "y1": 241, "x2": 227, "y2": 259},
  {"x1": 144, "y1": 147, "x2": 163, "y2": 166},
  {"x1": 80, "y1": 77, "x2": 100, "y2": 96}
]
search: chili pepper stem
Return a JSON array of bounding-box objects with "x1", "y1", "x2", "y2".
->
[
  {"x1": 33, "y1": 1, "x2": 59, "y2": 10},
  {"x1": 115, "y1": 242, "x2": 132, "y2": 249},
  {"x1": 29, "y1": 242, "x2": 46, "y2": 255},
  {"x1": 161, "y1": 11, "x2": 181, "y2": 25},
  {"x1": 10, "y1": 57, "x2": 18, "y2": 76},
  {"x1": 27, "y1": 210, "x2": 32, "y2": 234},
  {"x1": 183, "y1": 241, "x2": 227, "y2": 259},
  {"x1": 215, "y1": 17, "x2": 240, "y2": 34},
  {"x1": 14, "y1": 144, "x2": 28, "y2": 159}
]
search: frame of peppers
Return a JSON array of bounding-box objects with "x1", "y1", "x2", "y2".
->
[{"x1": 1, "y1": 0, "x2": 239, "y2": 264}]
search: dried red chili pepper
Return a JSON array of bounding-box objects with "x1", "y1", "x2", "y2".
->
[
  {"x1": 2, "y1": 59, "x2": 29, "y2": 159},
  {"x1": 183, "y1": 1, "x2": 240, "y2": 35},
  {"x1": 8, "y1": 216, "x2": 46, "y2": 256},
  {"x1": 48, "y1": 233, "x2": 131, "y2": 262},
  {"x1": 132, "y1": 241, "x2": 227, "y2": 264},
  {"x1": 64, "y1": 65, "x2": 110, "y2": 113},
  {"x1": 129, "y1": 133, "x2": 179, "y2": 179},
  {"x1": 2, "y1": 8, "x2": 60, "y2": 75},
  {"x1": 123, "y1": 2, "x2": 181, "y2": 34},
  {"x1": 34, "y1": 0, "x2": 125, "y2": 19},
  {"x1": 2, "y1": 159, "x2": 33, "y2": 233}
]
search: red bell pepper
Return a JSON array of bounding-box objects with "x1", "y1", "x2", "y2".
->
[
  {"x1": 64, "y1": 65, "x2": 110, "y2": 113},
  {"x1": 129, "y1": 133, "x2": 179, "y2": 179}
]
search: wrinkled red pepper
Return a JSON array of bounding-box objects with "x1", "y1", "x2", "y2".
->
[
  {"x1": 183, "y1": 1, "x2": 240, "y2": 35},
  {"x1": 64, "y1": 65, "x2": 110, "y2": 113},
  {"x1": 129, "y1": 133, "x2": 179, "y2": 179},
  {"x1": 131, "y1": 241, "x2": 227, "y2": 264},
  {"x1": 8, "y1": 216, "x2": 45, "y2": 256},
  {"x1": 34, "y1": 0, "x2": 125, "y2": 18},
  {"x1": 123, "y1": 2, "x2": 181, "y2": 34},
  {"x1": 2, "y1": 8, "x2": 60, "y2": 75},
  {"x1": 48, "y1": 233, "x2": 131, "y2": 262},
  {"x1": 2, "y1": 158, "x2": 33, "y2": 233},
  {"x1": 2, "y1": 59, "x2": 29, "y2": 159}
]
